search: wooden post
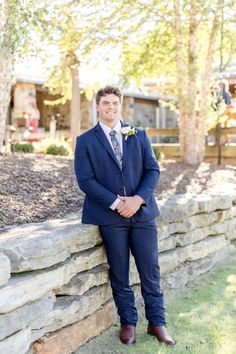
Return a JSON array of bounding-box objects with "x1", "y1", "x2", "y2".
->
[
  {"x1": 215, "y1": 122, "x2": 221, "y2": 165},
  {"x1": 70, "y1": 66, "x2": 80, "y2": 150},
  {"x1": 49, "y1": 115, "x2": 57, "y2": 138}
]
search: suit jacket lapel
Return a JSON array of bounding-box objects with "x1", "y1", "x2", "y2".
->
[
  {"x1": 121, "y1": 121, "x2": 129, "y2": 170},
  {"x1": 94, "y1": 123, "x2": 121, "y2": 169}
]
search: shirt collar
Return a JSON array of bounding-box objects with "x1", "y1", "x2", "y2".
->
[{"x1": 99, "y1": 120, "x2": 122, "y2": 135}]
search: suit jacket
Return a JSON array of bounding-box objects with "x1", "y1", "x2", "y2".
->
[{"x1": 74, "y1": 121, "x2": 160, "y2": 225}]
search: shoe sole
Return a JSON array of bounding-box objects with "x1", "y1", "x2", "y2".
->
[
  {"x1": 120, "y1": 339, "x2": 136, "y2": 345},
  {"x1": 147, "y1": 330, "x2": 176, "y2": 346}
]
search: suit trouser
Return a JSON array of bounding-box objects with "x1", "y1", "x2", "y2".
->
[{"x1": 99, "y1": 217, "x2": 166, "y2": 326}]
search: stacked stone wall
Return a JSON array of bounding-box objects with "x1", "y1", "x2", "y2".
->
[{"x1": 0, "y1": 194, "x2": 235, "y2": 354}]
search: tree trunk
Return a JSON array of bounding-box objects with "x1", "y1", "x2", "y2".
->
[
  {"x1": 70, "y1": 66, "x2": 80, "y2": 150},
  {"x1": 0, "y1": 0, "x2": 14, "y2": 154},
  {"x1": 198, "y1": 0, "x2": 221, "y2": 162},
  {"x1": 186, "y1": 0, "x2": 200, "y2": 163},
  {"x1": 173, "y1": 0, "x2": 221, "y2": 164},
  {"x1": 0, "y1": 51, "x2": 13, "y2": 154},
  {"x1": 174, "y1": 0, "x2": 199, "y2": 164}
]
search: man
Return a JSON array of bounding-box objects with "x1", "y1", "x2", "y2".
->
[{"x1": 74, "y1": 86, "x2": 175, "y2": 346}]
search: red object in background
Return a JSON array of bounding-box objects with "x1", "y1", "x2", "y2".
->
[
  {"x1": 15, "y1": 117, "x2": 27, "y2": 127},
  {"x1": 27, "y1": 138, "x2": 40, "y2": 143},
  {"x1": 29, "y1": 118, "x2": 39, "y2": 133}
]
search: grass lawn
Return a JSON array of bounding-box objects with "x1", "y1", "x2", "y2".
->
[{"x1": 76, "y1": 255, "x2": 236, "y2": 354}]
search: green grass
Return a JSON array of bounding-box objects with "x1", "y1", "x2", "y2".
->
[{"x1": 76, "y1": 256, "x2": 236, "y2": 354}]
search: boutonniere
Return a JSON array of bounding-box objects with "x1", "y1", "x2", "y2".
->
[{"x1": 120, "y1": 125, "x2": 137, "y2": 140}]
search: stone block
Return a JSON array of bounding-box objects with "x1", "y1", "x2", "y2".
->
[
  {"x1": 180, "y1": 235, "x2": 228, "y2": 262},
  {"x1": 0, "y1": 252, "x2": 10, "y2": 286},
  {"x1": 0, "y1": 292, "x2": 55, "y2": 341},
  {"x1": 32, "y1": 301, "x2": 116, "y2": 354},
  {"x1": 225, "y1": 230, "x2": 236, "y2": 241},
  {"x1": 196, "y1": 194, "x2": 232, "y2": 213},
  {"x1": 189, "y1": 210, "x2": 226, "y2": 229},
  {"x1": 158, "y1": 208, "x2": 236, "y2": 241},
  {"x1": 55, "y1": 264, "x2": 109, "y2": 296},
  {"x1": 160, "y1": 234, "x2": 228, "y2": 274},
  {"x1": 161, "y1": 244, "x2": 235, "y2": 289},
  {"x1": 159, "y1": 235, "x2": 176, "y2": 252},
  {"x1": 158, "y1": 221, "x2": 191, "y2": 240},
  {"x1": 0, "y1": 326, "x2": 31, "y2": 354},
  {"x1": 0, "y1": 213, "x2": 101, "y2": 272},
  {"x1": 0, "y1": 246, "x2": 106, "y2": 314},
  {"x1": 130, "y1": 259, "x2": 140, "y2": 285},
  {"x1": 158, "y1": 195, "x2": 199, "y2": 223},
  {"x1": 175, "y1": 226, "x2": 210, "y2": 247},
  {"x1": 208, "y1": 218, "x2": 236, "y2": 236},
  {"x1": 31, "y1": 284, "x2": 112, "y2": 341}
]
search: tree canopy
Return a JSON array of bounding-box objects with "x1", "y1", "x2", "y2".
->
[{"x1": 1, "y1": 0, "x2": 236, "y2": 162}]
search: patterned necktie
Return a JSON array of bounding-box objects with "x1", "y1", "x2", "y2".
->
[{"x1": 109, "y1": 130, "x2": 122, "y2": 167}]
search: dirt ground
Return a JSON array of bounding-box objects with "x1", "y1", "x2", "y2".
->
[{"x1": 0, "y1": 153, "x2": 236, "y2": 229}]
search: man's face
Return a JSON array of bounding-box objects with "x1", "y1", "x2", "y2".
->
[{"x1": 97, "y1": 94, "x2": 121, "y2": 126}]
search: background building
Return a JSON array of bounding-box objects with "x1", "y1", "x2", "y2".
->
[{"x1": 7, "y1": 75, "x2": 178, "y2": 141}]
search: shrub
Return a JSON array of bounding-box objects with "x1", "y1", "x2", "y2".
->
[
  {"x1": 152, "y1": 146, "x2": 165, "y2": 161},
  {"x1": 46, "y1": 144, "x2": 69, "y2": 156},
  {"x1": 162, "y1": 136, "x2": 179, "y2": 143},
  {"x1": 14, "y1": 142, "x2": 35, "y2": 153},
  {"x1": 33, "y1": 137, "x2": 73, "y2": 156}
]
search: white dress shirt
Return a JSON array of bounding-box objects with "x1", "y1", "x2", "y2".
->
[
  {"x1": 99, "y1": 120, "x2": 123, "y2": 155},
  {"x1": 99, "y1": 120, "x2": 144, "y2": 211},
  {"x1": 99, "y1": 121, "x2": 123, "y2": 210}
]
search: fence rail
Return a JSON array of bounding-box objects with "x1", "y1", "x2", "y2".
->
[
  {"x1": 145, "y1": 126, "x2": 236, "y2": 163},
  {"x1": 145, "y1": 128, "x2": 179, "y2": 136},
  {"x1": 145, "y1": 127, "x2": 236, "y2": 137}
]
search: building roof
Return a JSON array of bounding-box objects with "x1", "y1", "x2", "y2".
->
[{"x1": 124, "y1": 90, "x2": 175, "y2": 102}]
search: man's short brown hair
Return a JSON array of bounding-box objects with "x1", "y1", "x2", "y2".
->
[{"x1": 95, "y1": 85, "x2": 122, "y2": 105}]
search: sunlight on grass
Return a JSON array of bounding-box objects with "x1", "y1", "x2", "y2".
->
[
  {"x1": 76, "y1": 256, "x2": 236, "y2": 354},
  {"x1": 227, "y1": 274, "x2": 236, "y2": 283},
  {"x1": 224, "y1": 274, "x2": 236, "y2": 309},
  {"x1": 178, "y1": 311, "x2": 194, "y2": 318}
]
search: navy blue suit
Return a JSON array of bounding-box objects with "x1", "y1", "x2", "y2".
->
[{"x1": 74, "y1": 122, "x2": 165, "y2": 326}]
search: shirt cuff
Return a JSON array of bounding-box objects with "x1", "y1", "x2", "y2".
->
[
  {"x1": 110, "y1": 197, "x2": 121, "y2": 210},
  {"x1": 134, "y1": 194, "x2": 145, "y2": 204}
]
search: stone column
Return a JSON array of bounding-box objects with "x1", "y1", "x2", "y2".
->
[
  {"x1": 13, "y1": 82, "x2": 40, "y2": 133},
  {"x1": 70, "y1": 66, "x2": 80, "y2": 149}
]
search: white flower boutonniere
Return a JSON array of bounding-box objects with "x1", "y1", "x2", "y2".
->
[{"x1": 120, "y1": 125, "x2": 137, "y2": 140}]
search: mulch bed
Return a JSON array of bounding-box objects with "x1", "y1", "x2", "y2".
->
[{"x1": 0, "y1": 153, "x2": 235, "y2": 229}]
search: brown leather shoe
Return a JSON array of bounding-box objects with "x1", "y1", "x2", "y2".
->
[
  {"x1": 119, "y1": 324, "x2": 136, "y2": 345},
  {"x1": 147, "y1": 325, "x2": 176, "y2": 346}
]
